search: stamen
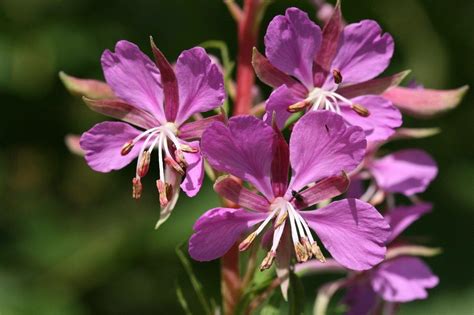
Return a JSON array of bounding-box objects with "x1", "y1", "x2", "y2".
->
[
  {"x1": 164, "y1": 156, "x2": 185, "y2": 175},
  {"x1": 274, "y1": 210, "x2": 288, "y2": 228},
  {"x1": 121, "y1": 140, "x2": 134, "y2": 156},
  {"x1": 260, "y1": 250, "x2": 276, "y2": 271},
  {"x1": 288, "y1": 99, "x2": 311, "y2": 113},
  {"x1": 137, "y1": 150, "x2": 151, "y2": 177},
  {"x1": 132, "y1": 177, "x2": 142, "y2": 199},
  {"x1": 311, "y1": 242, "x2": 326, "y2": 263},
  {"x1": 156, "y1": 179, "x2": 169, "y2": 206},
  {"x1": 239, "y1": 209, "x2": 278, "y2": 252},
  {"x1": 294, "y1": 242, "x2": 309, "y2": 262},
  {"x1": 238, "y1": 232, "x2": 256, "y2": 251},
  {"x1": 180, "y1": 144, "x2": 198, "y2": 153},
  {"x1": 332, "y1": 69, "x2": 342, "y2": 84},
  {"x1": 351, "y1": 104, "x2": 371, "y2": 117}
]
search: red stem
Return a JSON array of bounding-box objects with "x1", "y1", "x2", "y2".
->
[
  {"x1": 221, "y1": 1, "x2": 263, "y2": 313},
  {"x1": 234, "y1": 0, "x2": 261, "y2": 116}
]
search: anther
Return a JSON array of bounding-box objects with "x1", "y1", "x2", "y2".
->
[
  {"x1": 121, "y1": 140, "x2": 134, "y2": 156},
  {"x1": 156, "y1": 180, "x2": 169, "y2": 206},
  {"x1": 311, "y1": 242, "x2": 326, "y2": 263},
  {"x1": 288, "y1": 100, "x2": 311, "y2": 113},
  {"x1": 260, "y1": 251, "x2": 276, "y2": 271},
  {"x1": 164, "y1": 156, "x2": 185, "y2": 176},
  {"x1": 301, "y1": 237, "x2": 313, "y2": 258},
  {"x1": 180, "y1": 144, "x2": 198, "y2": 153},
  {"x1": 274, "y1": 210, "x2": 288, "y2": 228},
  {"x1": 295, "y1": 242, "x2": 309, "y2": 262},
  {"x1": 351, "y1": 104, "x2": 371, "y2": 117},
  {"x1": 174, "y1": 150, "x2": 187, "y2": 168},
  {"x1": 132, "y1": 177, "x2": 142, "y2": 199},
  {"x1": 332, "y1": 69, "x2": 343, "y2": 84},
  {"x1": 137, "y1": 151, "x2": 151, "y2": 177},
  {"x1": 239, "y1": 232, "x2": 257, "y2": 251}
]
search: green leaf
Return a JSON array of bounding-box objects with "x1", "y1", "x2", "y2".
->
[
  {"x1": 176, "y1": 282, "x2": 193, "y2": 315},
  {"x1": 288, "y1": 270, "x2": 305, "y2": 315},
  {"x1": 176, "y1": 244, "x2": 213, "y2": 315}
]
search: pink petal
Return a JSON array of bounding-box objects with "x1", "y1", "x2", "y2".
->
[
  {"x1": 178, "y1": 114, "x2": 225, "y2": 140},
  {"x1": 288, "y1": 111, "x2": 366, "y2": 192},
  {"x1": 252, "y1": 48, "x2": 307, "y2": 96},
  {"x1": 382, "y1": 85, "x2": 468, "y2": 117},
  {"x1": 174, "y1": 47, "x2": 225, "y2": 125},
  {"x1": 337, "y1": 70, "x2": 411, "y2": 99},
  {"x1": 59, "y1": 71, "x2": 114, "y2": 99},
  {"x1": 150, "y1": 38, "x2": 179, "y2": 122},
  {"x1": 180, "y1": 141, "x2": 204, "y2": 198},
  {"x1": 201, "y1": 116, "x2": 275, "y2": 200},
  {"x1": 385, "y1": 203, "x2": 432, "y2": 243},
  {"x1": 101, "y1": 40, "x2": 166, "y2": 123},
  {"x1": 264, "y1": 85, "x2": 304, "y2": 129},
  {"x1": 344, "y1": 281, "x2": 377, "y2": 315},
  {"x1": 264, "y1": 7, "x2": 322, "y2": 88},
  {"x1": 296, "y1": 172, "x2": 350, "y2": 208},
  {"x1": 80, "y1": 121, "x2": 142, "y2": 173},
  {"x1": 301, "y1": 199, "x2": 390, "y2": 270},
  {"x1": 370, "y1": 149, "x2": 438, "y2": 196},
  {"x1": 188, "y1": 207, "x2": 267, "y2": 261},
  {"x1": 315, "y1": 2, "x2": 343, "y2": 72},
  {"x1": 330, "y1": 20, "x2": 394, "y2": 85},
  {"x1": 271, "y1": 125, "x2": 290, "y2": 197},
  {"x1": 340, "y1": 95, "x2": 402, "y2": 142},
  {"x1": 214, "y1": 176, "x2": 270, "y2": 212},
  {"x1": 82, "y1": 97, "x2": 159, "y2": 130},
  {"x1": 371, "y1": 256, "x2": 439, "y2": 302}
]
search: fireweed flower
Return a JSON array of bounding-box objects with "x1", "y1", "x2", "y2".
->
[
  {"x1": 296, "y1": 203, "x2": 438, "y2": 314},
  {"x1": 253, "y1": 7, "x2": 402, "y2": 141},
  {"x1": 79, "y1": 40, "x2": 225, "y2": 227},
  {"x1": 189, "y1": 111, "x2": 390, "y2": 279},
  {"x1": 343, "y1": 203, "x2": 439, "y2": 314}
]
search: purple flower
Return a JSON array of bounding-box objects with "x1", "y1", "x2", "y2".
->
[
  {"x1": 253, "y1": 7, "x2": 402, "y2": 141},
  {"x1": 343, "y1": 203, "x2": 439, "y2": 314},
  {"x1": 79, "y1": 40, "x2": 225, "y2": 227},
  {"x1": 189, "y1": 111, "x2": 390, "y2": 276},
  {"x1": 368, "y1": 149, "x2": 438, "y2": 196}
]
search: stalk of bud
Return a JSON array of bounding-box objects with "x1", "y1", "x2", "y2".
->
[{"x1": 132, "y1": 177, "x2": 142, "y2": 199}]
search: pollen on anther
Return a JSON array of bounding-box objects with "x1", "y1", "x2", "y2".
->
[
  {"x1": 121, "y1": 140, "x2": 134, "y2": 156},
  {"x1": 332, "y1": 69, "x2": 343, "y2": 84}
]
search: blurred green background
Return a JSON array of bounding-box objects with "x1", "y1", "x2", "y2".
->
[{"x1": 0, "y1": 0, "x2": 473, "y2": 314}]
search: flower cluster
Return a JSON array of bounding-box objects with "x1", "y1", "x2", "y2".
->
[{"x1": 60, "y1": 2, "x2": 466, "y2": 314}]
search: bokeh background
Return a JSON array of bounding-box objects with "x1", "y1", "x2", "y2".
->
[{"x1": 0, "y1": 0, "x2": 473, "y2": 314}]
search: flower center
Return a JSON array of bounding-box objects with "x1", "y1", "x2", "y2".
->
[
  {"x1": 287, "y1": 70, "x2": 370, "y2": 117},
  {"x1": 120, "y1": 122, "x2": 196, "y2": 204},
  {"x1": 238, "y1": 197, "x2": 325, "y2": 271}
]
